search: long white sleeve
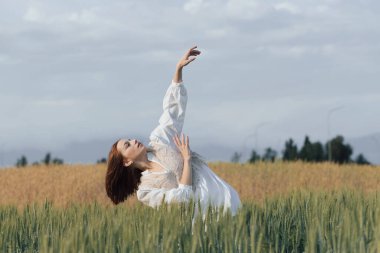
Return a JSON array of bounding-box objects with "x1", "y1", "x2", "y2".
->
[
  {"x1": 149, "y1": 80, "x2": 187, "y2": 149},
  {"x1": 136, "y1": 184, "x2": 193, "y2": 208}
]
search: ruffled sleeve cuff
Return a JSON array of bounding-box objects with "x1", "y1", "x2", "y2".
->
[
  {"x1": 178, "y1": 183, "x2": 192, "y2": 190},
  {"x1": 171, "y1": 80, "x2": 184, "y2": 87}
]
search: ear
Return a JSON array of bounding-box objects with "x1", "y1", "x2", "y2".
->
[{"x1": 124, "y1": 160, "x2": 133, "y2": 167}]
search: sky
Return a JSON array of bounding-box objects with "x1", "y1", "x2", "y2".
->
[{"x1": 0, "y1": 0, "x2": 379, "y2": 165}]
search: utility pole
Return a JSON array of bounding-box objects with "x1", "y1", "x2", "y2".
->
[{"x1": 242, "y1": 121, "x2": 271, "y2": 161}]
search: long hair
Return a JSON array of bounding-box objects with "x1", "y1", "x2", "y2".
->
[{"x1": 105, "y1": 140, "x2": 143, "y2": 204}]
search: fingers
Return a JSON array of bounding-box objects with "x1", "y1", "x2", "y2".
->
[
  {"x1": 184, "y1": 46, "x2": 195, "y2": 57},
  {"x1": 173, "y1": 134, "x2": 181, "y2": 148},
  {"x1": 185, "y1": 58, "x2": 196, "y2": 65},
  {"x1": 173, "y1": 134, "x2": 182, "y2": 147},
  {"x1": 189, "y1": 50, "x2": 201, "y2": 56},
  {"x1": 186, "y1": 46, "x2": 201, "y2": 58},
  {"x1": 179, "y1": 46, "x2": 200, "y2": 68},
  {"x1": 172, "y1": 133, "x2": 190, "y2": 147}
]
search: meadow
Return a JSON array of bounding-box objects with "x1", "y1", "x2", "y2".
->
[{"x1": 0, "y1": 161, "x2": 380, "y2": 252}]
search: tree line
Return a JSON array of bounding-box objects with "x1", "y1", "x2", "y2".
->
[
  {"x1": 231, "y1": 134, "x2": 371, "y2": 165},
  {"x1": 15, "y1": 154, "x2": 107, "y2": 168},
  {"x1": 14, "y1": 134, "x2": 372, "y2": 167},
  {"x1": 16, "y1": 152, "x2": 64, "y2": 167}
]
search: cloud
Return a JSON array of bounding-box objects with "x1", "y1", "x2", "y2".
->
[
  {"x1": 23, "y1": 6, "x2": 44, "y2": 22},
  {"x1": 0, "y1": 0, "x2": 379, "y2": 161},
  {"x1": 66, "y1": 8, "x2": 99, "y2": 25},
  {"x1": 224, "y1": 0, "x2": 269, "y2": 20},
  {"x1": 273, "y1": 2, "x2": 300, "y2": 14},
  {"x1": 254, "y1": 44, "x2": 337, "y2": 58},
  {"x1": 184, "y1": 0, "x2": 205, "y2": 14},
  {"x1": 31, "y1": 99, "x2": 79, "y2": 107}
]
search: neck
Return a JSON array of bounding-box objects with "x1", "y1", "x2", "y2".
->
[{"x1": 132, "y1": 153, "x2": 155, "y2": 172}]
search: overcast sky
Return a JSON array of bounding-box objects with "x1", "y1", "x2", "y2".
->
[{"x1": 0, "y1": 0, "x2": 379, "y2": 163}]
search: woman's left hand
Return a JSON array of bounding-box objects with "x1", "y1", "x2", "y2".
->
[
  {"x1": 173, "y1": 133, "x2": 191, "y2": 161},
  {"x1": 176, "y1": 46, "x2": 201, "y2": 69}
]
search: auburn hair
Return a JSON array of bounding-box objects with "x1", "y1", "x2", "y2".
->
[{"x1": 105, "y1": 140, "x2": 143, "y2": 204}]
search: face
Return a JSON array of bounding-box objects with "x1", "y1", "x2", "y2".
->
[{"x1": 116, "y1": 138, "x2": 146, "y2": 167}]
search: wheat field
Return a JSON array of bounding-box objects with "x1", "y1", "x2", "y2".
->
[
  {"x1": 0, "y1": 161, "x2": 379, "y2": 208},
  {"x1": 1, "y1": 161, "x2": 380, "y2": 252}
]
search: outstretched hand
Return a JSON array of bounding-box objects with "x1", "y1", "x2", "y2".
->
[
  {"x1": 173, "y1": 133, "x2": 191, "y2": 160},
  {"x1": 176, "y1": 46, "x2": 201, "y2": 69}
]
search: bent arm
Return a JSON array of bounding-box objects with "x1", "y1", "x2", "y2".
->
[
  {"x1": 179, "y1": 157, "x2": 192, "y2": 186},
  {"x1": 136, "y1": 184, "x2": 193, "y2": 208}
]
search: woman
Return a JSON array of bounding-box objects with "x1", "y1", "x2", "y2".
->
[{"x1": 105, "y1": 46, "x2": 241, "y2": 217}]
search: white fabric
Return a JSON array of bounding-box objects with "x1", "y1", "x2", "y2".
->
[
  {"x1": 136, "y1": 151, "x2": 193, "y2": 206},
  {"x1": 136, "y1": 80, "x2": 242, "y2": 217},
  {"x1": 149, "y1": 80, "x2": 187, "y2": 150},
  {"x1": 136, "y1": 183, "x2": 194, "y2": 207}
]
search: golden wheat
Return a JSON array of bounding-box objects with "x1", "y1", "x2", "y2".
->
[{"x1": 0, "y1": 161, "x2": 379, "y2": 208}]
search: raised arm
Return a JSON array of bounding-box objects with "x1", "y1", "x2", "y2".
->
[{"x1": 149, "y1": 46, "x2": 201, "y2": 148}]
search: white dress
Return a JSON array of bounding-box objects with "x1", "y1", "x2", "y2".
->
[{"x1": 136, "y1": 80, "x2": 242, "y2": 217}]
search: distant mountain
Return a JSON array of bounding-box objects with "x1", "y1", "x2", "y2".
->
[
  {"x1": 0, "y1": 135, "x2": 234, "y2": 168},
  {"x1": 347, "y1": 132, "x2": 380, "y2": 165},
  {"x1": 0, "y1": 135, "x2": 145, "y2": 168}
]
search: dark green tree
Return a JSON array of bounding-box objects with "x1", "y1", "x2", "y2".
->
[
  {"x1": 282, "y1": 138, "x2": 298, "y2": 161},
  {"x1": 52, "y1": 158, "x2": 64, "y2": 165},
  {"x1": 248, "y1": 150, "x2": 261, "y2": 163},
  {"x1": 97, "y1": 158, "x2": 107, "y2": 164},
  {"x1": 42, "y1": 152, "x2": 64, "y2": 166},
  {"x1": 298, "y1": 136, "x2": 326, "y2": 162},
  {"x1": 43, "y1": 152, "x2": 51, "y2": 165},
  {"x1": 311, "y1": 141, "x2": 325, "y2": 162},
  {"x1": 262, "y1": 147, "x2": 277, "y2": 162},
  {"x1": 299, "y1": 136, "x2": 314, "y2": 161},
  {"x1": 355, "y1": 154, "x2": 371, "y2": 165},
  {"x1": 16, "y1": 155, "x2": 28, "y2": 167},
  {"x1": 230, "y1": 152, "x2": 242, "y2": 163},
  {"x1": 325, "y1": 135, "x2": 353, "y2": 164}
]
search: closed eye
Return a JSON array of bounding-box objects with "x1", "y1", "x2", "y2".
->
[{"x1": 124, "y1": 139, "x2": 132, "y2": 148}]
